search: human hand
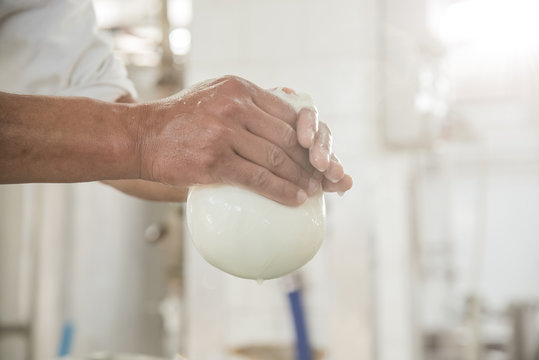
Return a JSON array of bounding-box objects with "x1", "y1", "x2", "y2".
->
[
  {"x1": 273, "y1": 87, "x2": 353, "y2": 195},
  {"x1": 136, "y1": 76, "x2": 322, "y2": 206}
]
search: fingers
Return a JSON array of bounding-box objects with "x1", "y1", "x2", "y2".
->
[
  {"x1": 211, "y1": 76, "x2": 297, "y2": 125},
  {"x1": 248, "y1": 89, "x2": 349, "y2": 195},
  {"x1": 248, "y1": 90, "x2": 349, "y2": 196},
  {"x1": 309, "y1": 122, "x2": 332, "y2": 172},
  {"x1": 227, "y1": 157, "x2": 308, "y2": 206},
  {"x1": 322, "y1": 174, "x2": 353, "y2": 193},
  {"x1": 249, "y1": 86, "x2": 298, "y2": 125},
  {"x1": 189, "y1": 76, "x2": 353, "y2": 202},
  {"x1": 281, "y1": 87, "x2": 296, "y2": 95},
  {"x1": 324, "y1": 154, "x2": 345, "y2": 184},
  {"x1": 297, "y1": 107, "x2": 318, "y2": 149},
  {"x1": 232, "y1": 130, "x2": 320, "y2": 196},
  {"x1": 242, "y1": 105, "x2": 312, "y2": 170}
]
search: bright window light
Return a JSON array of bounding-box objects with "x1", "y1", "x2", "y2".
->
[
  {"x1": 169, "y1": 28, "x2": 191, "y2": 55},
  {"x1": 440, "y1": 0, "x2": 539, "y2": 62},
  {"x1": 167, "y1": 0, "x2": 192, "y2": 27}
]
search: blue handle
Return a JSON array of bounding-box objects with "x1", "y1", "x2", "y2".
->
[
  {"x1": 57, "y1": 321, "x2": 74, "y2": 357},
  {"x1": 288, "y1": 289, "x2": 312, "y2": 360}
]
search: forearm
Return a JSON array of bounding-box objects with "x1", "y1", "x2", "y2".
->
[
  {"x1": 0, "y1": 75, "x2": 353, "y2": 205},
  {"x1": 0, "y1": 91, "x2": 140, "y2": 183},
  {"x1": 102, "y1": 179, "x2": 189, "y2": 202}
]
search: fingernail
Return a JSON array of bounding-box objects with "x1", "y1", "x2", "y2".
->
[
  {"x1": 282, "y1": 87, "x2": 296, "y2": 95},
  {"x1": 328, "y1": 174, "x2": 340, "y2": 184},
  {"x1": 315, "y1": 163, "x2": 328, "y2": 173},
  {"x1": 297, "y1": 189, "x2": 308, "y2": 203},
  {"x1": 308, "y1": 128, "x2": 315, "y2": 143},
  {"x1": 319, "y1": 146, "x2": 330, "y2": 163},
  {"x1": 308, "y1": 177, "x2": 319, "y2": 195}
]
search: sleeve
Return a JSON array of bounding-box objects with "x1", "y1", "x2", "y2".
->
[
  {"x1": 54, "y1": 0, "x2": 139, "y2": 101},
  {"x1": 0, "y1": 0, "x2": 138, "y2": 102}
]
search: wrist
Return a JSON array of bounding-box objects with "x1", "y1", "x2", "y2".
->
[{"x1": 117, "y1": 101, "x2": 146, "y2": 180}]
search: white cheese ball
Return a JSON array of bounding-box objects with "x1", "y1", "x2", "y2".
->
[
  {"x1": 186, "y1": 185, "x2": 326, "y2": 280},
  {"x1": 185, "y1": 88, "x2": 326, "y2": 280}
]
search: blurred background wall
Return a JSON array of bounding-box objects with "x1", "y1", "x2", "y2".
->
[{"x1": 1, "y1": 0, "x2": 539, "y2": 360}]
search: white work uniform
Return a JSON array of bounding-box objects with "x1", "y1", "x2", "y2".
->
[
  {"x1": 0, "y1": 0, "x2": 137, "y2": 101},
  {"x1": 0, "y1": 2, "x2": 162, "y2": 359}
]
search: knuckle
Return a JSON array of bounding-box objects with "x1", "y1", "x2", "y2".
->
[
  {"x1": 267, "y1": 145, "x2": 286, "y2": 169},
  {"x1": 207, "y1": 119, "x2": 231, "y2": 141},
  {"x1": 250, "y1": 168, "x2": 271, "y2": 188},
  {"x1": 198, "y1": 125, "x2": 232, "y2": 172},
  {"x1": 221, "y1": 75, "x2": 248, "y2": 91},
  {"x1": 282, "y1": 126, "x2": 297, "y2": 148},
  {"x1": 212, "y1": 97, "x2": 244, "y2": 119},
  {"x1": 293, "y1": 166, "x2": 305, "y2": 183}
]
